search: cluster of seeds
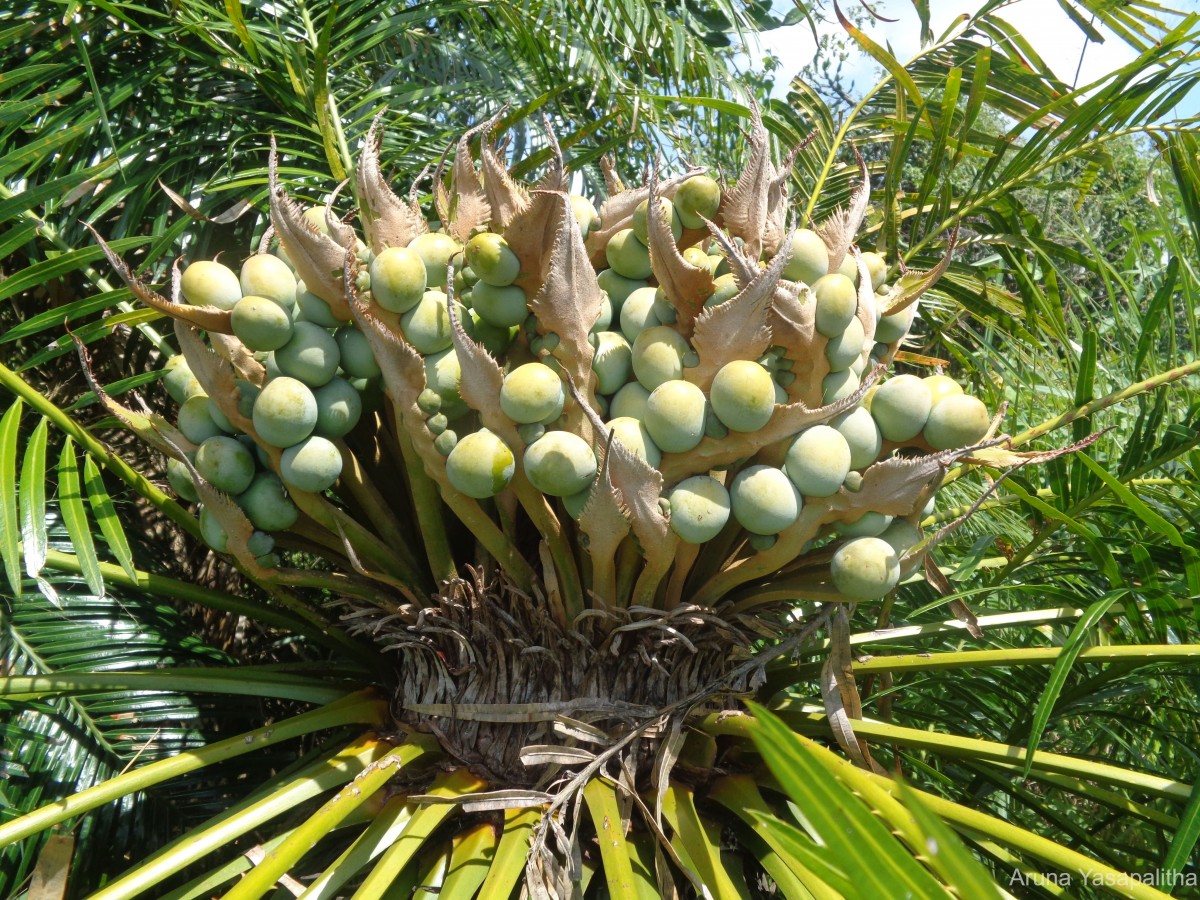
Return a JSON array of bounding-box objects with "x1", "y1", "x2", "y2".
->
[{"x1": 123, "y1": 109, "x2": 993, "y2": 608}]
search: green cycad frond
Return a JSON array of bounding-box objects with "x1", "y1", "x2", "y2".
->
[
  {"x1": 0, "y1": 527, "x2": 282, "y2": 895},
  {"x1": 0, "y1": 367, "x2": 196, "y2": 602}
]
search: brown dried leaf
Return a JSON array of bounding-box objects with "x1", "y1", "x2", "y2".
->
[
  {"x1": 816, "y1": 148, "x2": 870, "y2": 274},
  {"x1": 646, "y1": 179, "x2": 714, "y2": 337},
  {"x1": 446, "y1": 297, "x2": 519, "y2": 447},
  {"x1": 586, "y1": 170, "x2": 694, "y2": 268},
  {"x1": 950, "y1": 600, "x2": 983, "y2": 638},
  {"x1": 966, "y1": 433, "x2": 1105, "y2": 474},
  {"x1": 504, "y1": 189, "x2": 559, "y2": 296},
  {"x1": 599, "y1": 154, "x2": 624, "y2": 195},
  {"x1": 686, "y1": 244, "x2": 781, "y2": 389},
  {"x1": 356, "y1": 115, "x2": 428, "y2": 252},
  {"x1": 649, "y1": 717, "x2": 685, "y2": 834},
  {"x1": 480, "y1": 115, "x2": 531, "y2": 228},
  {"x1": 28, "y1": 833, "x2": 73, "y2": 900},
  {"x1": 268, "y1": 139, "x2": 351, "y2": 317},
  {"x1": 608, "y1": 438, "x2": 677, "y2": 605},
  {"x1": 527, "y1": 818, "x2": 579, "y2": 900},
  {"x1": 536, "y1": 113, "x2": 566, "y2": 193},
  {"x1": 852, "y1": 247, "x2": 879, "y2": 349},
  {"x1": 893, "y1": 350, "x2": 951, "y2": 368},
  {"x1": 174, "y1": 320, "x2": 254, "y2": 437},
  {"x1": 578, "y1": 473, "x2": 631, "y2": 560},
  {"x1": 209, "y1": 331, "x2": 267, "y2": 387},
  {"x1": 706, "y1": 223, "x2": 759, "y2": 289},
  {"x1": 525, "y1": 192, "x2": 603, "y2": 433},
  {"x1": 446, "y1": 118, "x2": 495, "y2": 243},
  {"x1": 408, "y1": 163, "x2": 434, "y2": 215},
  {"x1": 913, "y1": 432, "x2": 1104, "y2": 567},
  {"x1": 768, "y1": 280, "x2": 824, "y2": 405},
  {"x1": 586, "y1": 183, "x2": 650, "y2": 268},
  {"x1": 84, "y1": 224, "x2": 235, "y2": 334},
  {"x1": 926, "y1": 556, "x2": 984, "y2": 639},
  {"x1": 569, "y1": 381, "x2": 667, "y2": 597},
  {"x1": 177, "y1": 449, "x2": 274, "y2": 577},
  {"x1": 762, "y1": 140, "x2": 807, "y2": 258},
  {"x1": 721, "y1": 99, "x2": 773, "y2": 260},
  {"x1": 158, "y1": 180, "x2": 252, "y2": 224},
  {"x1": 433, "y1": 159, "x2": 453, "y2": 234},
  {"x1": 155, "y1": 421, "x2": 273, "y2": 577},
  {"x1": 821, "y1": 611, "x2": 864, "y2": 761},
  {"x1": 821, "y1": 606, "x2": 886, "y2": 773},
  {"x1": 832, "y1": 445, "x2": 974, "y2": 522},
  {"x1": 880, "y1": 223, "x2": 958, "y2": 315},
  {"x1": 577, "y1": 440, "x2": 633, "y2": 595},
  {"x1": 71, "y1": 334, "x2": 194, "y2": 458},
  {"x1": 962, "y1": 443, "x2": 1059, "y2": 469},
  {"x1": 322, "y1": 178, "x2": 358, "y2": 250},
  {"x1": 347, "y1": 298, "x2": 426, "y2": 417}
]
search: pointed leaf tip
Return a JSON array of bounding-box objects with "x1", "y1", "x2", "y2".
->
[
  {"x1": 268, "y1": 140, "x2": 352, "y2": 318},
  {"x1": 357, "y1": 118, "x2": 430, "y2": 253}
]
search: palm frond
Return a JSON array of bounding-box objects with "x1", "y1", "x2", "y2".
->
[{"x1": 0, "y1": 526, "x2": 279, "y2": 895}]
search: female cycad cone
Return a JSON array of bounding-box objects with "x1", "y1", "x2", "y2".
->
[{"x1": 88, "y1": 104, "x2": 1034, "y2": 800}]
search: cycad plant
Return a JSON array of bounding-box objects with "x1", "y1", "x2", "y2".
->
[
  {"x1": 21, "y1": 99, "x2": 1033, "y2": 890},
  {"x1": 3, "y1": 1, "x2": 1200, "y2": 898}
]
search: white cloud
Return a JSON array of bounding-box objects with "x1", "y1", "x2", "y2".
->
[{"x1": 743, "y1": 0, "x2": 1199, "y2": 115}]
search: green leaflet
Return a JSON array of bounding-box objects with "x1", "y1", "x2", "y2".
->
[
  {"x1": 744, "y1": 704, "x2": 949, "y2": 899},
  {"x1": 81, "y1": 454, "x2": 136, "y2": 581},
  {"x1": 223, "y1": 0, "x2": 261, "y2": 64},
  {"x1": 301, "y1": 798, "x2": 418, "y2": 899},
  {"x1": 1, "y1": 288, "x2": 131, "y2": 345},
  {"x1": 1023, "y1": 591, "x2": 1129, "y2": 777},
  {"x1": 18, "y1": 417, "x2": 48, "y2": 585},
  {"x1": 0, "y1": 397, "x2": 21, "y2": 597},
  {"x1": 431, "y1": 820, "x2": 497, "y2": 898},
  {"x1": 0, "y1": 236, "x2": 150, "y2": 306},
  {"x1": 219, "y1": 743, "x2": 430, "y2": 900},
  {"x1": 661, "y1": 782, "x2": 751, "y2": 900},
  {"x1": 1077, "y1": 453, "x2": 1186, "y2": 549},
  {"x1": 1163, "y1": 781, "x2": 1200, "y2": 884},
  {"x1": 350, "y1": 769, "x2": 481, "y2": 900},
  {"x1": 583, "y1": 777, "x2": 638, "y2": 900},
  {"x1": 56, "y1": 436, "x2": 103, "y2": 597},
  {"x1": 475, "y1": 807, "x2": 540, "y2": 900},
  {"x1": 0, "y1": 691, "x2": 386, "y2": 849}
]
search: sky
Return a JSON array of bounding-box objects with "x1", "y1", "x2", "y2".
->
[{"x1": 744, "y1": 0, "x2": 1200, "y2": 117}]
